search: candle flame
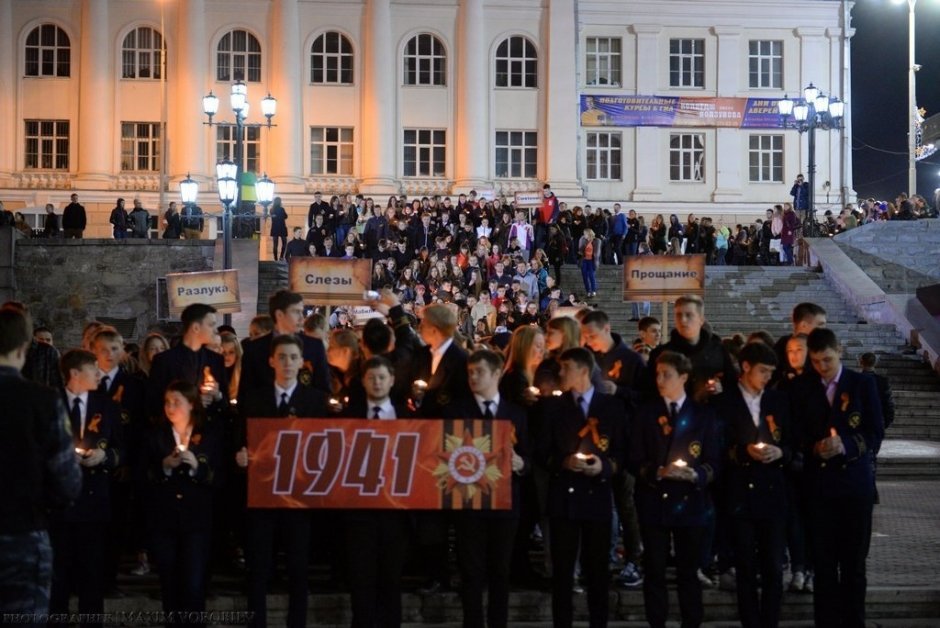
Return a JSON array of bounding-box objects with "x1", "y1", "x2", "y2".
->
[{"x1": 673, "y1": 458, "x2": 688, "y2": 467}]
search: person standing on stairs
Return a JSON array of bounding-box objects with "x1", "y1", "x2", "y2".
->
[{"x1": 269, "y1": 197, "x2": 288, "y2": 262}]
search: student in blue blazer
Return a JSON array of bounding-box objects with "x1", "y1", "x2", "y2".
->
[
  {"x1": 716, "y1": 341, "x2": 792, "y2": 628},
  {"x1": 145, "y1": 380, "x2": 221, "y2": 623},
  {"x1": 789, "y1": 328, "x2": 884, "y2": 628},
  {"x1": 629, "y1": 350, "x2": 720, "y2": 628}
]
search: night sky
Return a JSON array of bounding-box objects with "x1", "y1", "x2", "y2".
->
[{"x1": 851, "y1": 0, "x2": 940, "y2": 202}]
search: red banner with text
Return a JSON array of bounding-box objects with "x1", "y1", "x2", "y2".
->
[{"x1": 247, "y1": 418, "x2": 514, "y2": 510}]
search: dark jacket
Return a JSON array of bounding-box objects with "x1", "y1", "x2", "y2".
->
[
  {"x1": 539, "y1": 390, "x2": 627, "y2": 522},
  {"x1": 62, "y1": 202, "x2": 86, "y2": 231},
  {"x1": 414, "y1": 340, "x2": 471, "y2": 417},
  {"x1": 60, "y1": 390, "x2": 122, "y2": 523},
  {"x1": 238, "y1": 332, "x2": 331, "y2": 400},
  {"x1": 593, "y1": 333, "x2": 648, "y2": 409},
  {"x1": 146, "y1": 344, "x2": 229, "y2": 422},
  {"x1": 162, "y1": 210, "x2": 181, "y2": 239},
  {"x1": 715, "y1": 385, "x2": 792, "y2": 519},
  {"x1": 629, "y1": 396, "x2": 719, "y2": 527},
  {"x1": 270, "y1": 205, "x2": 288, "y2": 237},
  {"x1": 648, "y1": 327, "x2": 737, "y2": 403},
  {"x1": 0, "y1": 367, "x2": 81, "y2": 534},
  {"x1": 789, "y1": 367, "x2": 884, "y2": 501}
]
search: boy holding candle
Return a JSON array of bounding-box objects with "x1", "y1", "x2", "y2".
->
[
  {"x1": 51, "y1": 349, "x2": 122, "y2": 627},
  {"x1": 539, "y1": 347, "x2": 626, "y2": 628},
  {"x1": 629, "y1": 350, "x2": 719, "y2": 628},
  {"x1": 716, "y1": 341, "x2": 791, "y2": 628},
  {"x1": 790, "y1": 328, "x2": 883, "y2": 627}
]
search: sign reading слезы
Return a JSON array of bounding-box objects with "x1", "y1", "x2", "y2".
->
[
  {"x1": 166, "y1": 269, "x2": 241, "y2": 316},
  {"x1": 288, "y1": 258, "x2": 372, "y2": 306}
]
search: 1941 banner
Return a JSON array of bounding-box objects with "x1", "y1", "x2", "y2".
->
[
  {"x1": 288, "y1": 258, "x2": 372, "y2": 305},
  {"x1": 247, "y1": 418, "x2": 514, "y2": 510}
]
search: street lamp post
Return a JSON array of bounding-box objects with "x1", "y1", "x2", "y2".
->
[
  {"x1": 201, "y1": 80, "x2": 277, "y2": 269},
  {"x1": 894, "y1": 0, "x2": 919, "y2": 196},
  {"x1": 778, "y1": 83, "x2": 845, "y2": 237}
]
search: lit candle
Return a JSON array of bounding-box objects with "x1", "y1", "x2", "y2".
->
[
  {"x1": 413, "y1": 379, "x2": 428, "y2": 393},
  {"x1": 527, "y1": 386, "x2": 540, "y2": 397},
  {"x1": 673, "y1": 458, "x2": 688, "y2": 468},
  {"x1": 74, "y1": 447, "x2": 87, "y2": 456},
  {"x1": 176, "y1": 444, "x2": 187, "y2": 453},
  {"x1": 201, "y1": 366, "x2": 216, "y2": 394},
  {"x1": 575, "y1": 452, "x2": 592, "y2": 460},
  {"x1": 755, "y1": 442, "x2": 766, "y2": 450},
  {"x1": 552, "y1": 390, "x2": 563, "y2": 397},
  {"x1": 329, "y1": 397, "x2": 342, "y2": 409},
  {"x1": 229, "y1": 398, "x2": 238, "y2": 406},
  {"x1": 829, "y1": 427, "x2": 838, "y2": 438}
]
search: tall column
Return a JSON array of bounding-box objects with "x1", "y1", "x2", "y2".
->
[
  {"x1": 712, "y1": 27, "x2": 742, "y2": 202},
  {"x1": 631, "y1": 24, "x2": 662, "y2": 200},
  {"x1": 0, "y1": 0, "x2": 14, "y2": 185},
  {"x1": 796, "y1": 27, "x2": 827, "y2": 203},
  {"x1": 453, "y1": 0, "x2": 488, "y2": 193},
  {"x1": 359, "y1": 0, "x2": 399, "y2": 195},
  {"x1": 269, "y1": 0, "x2": 304, "y2": 191},
  {"x1": 840, "y1": 10, "x2": 856, "y2": 204},
  {"x1": 543, "y1": 0, "x2": 583, "y2": 201},
  {"x1": 75, "y1": 0, "x2": 112, "y2": 188},
  {"x1": 170, "y1": 0, "x2": 207, "y2": 183}
]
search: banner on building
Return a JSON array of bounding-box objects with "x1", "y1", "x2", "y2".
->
[
  {"x1": 246, "y1": 418, "x2": 514, "y2": 510},
  {"x1": 288, "y1": 258, "x2": 372, "y2": 305},
  {"x1": 623, "y1": 255, "x2": 706, "y2": 301},
  {"x1": 580, "y1": 95, "x2": 784, "y2": 129},
  {"x1": 165, "y1": 269, "x2": 241, "y2": 316}
]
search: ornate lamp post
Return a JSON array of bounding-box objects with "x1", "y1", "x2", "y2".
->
[{"x1": 778, "y1": 83, "x2": 845, "y2": 237}]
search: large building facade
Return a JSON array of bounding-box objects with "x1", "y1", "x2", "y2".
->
[{"x1": 0, "y1": 0, "x2": 853, "y2": 234}]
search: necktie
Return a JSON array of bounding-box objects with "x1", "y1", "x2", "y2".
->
[
  {"x1": 70, "y1": 397, "x2": 83, "y2": 439},
  {"x1": 577, "y1": 396, "x2": 587, "y2": 419},
  {"x1": 278, "y1": 392, "x2": 290, "y2": 417},
  {"x1": 99, "y1": 375, "x2": 110, "y2": 394},
  {"x1": 669, "y1": 401, "x2": 679, "y2": 421},
  {"x1": 372, "y1": 406, "x2": 382, "y2": 420},
  {"x1": 483, "y1": 400, "x2": 494, "y2": 420}
]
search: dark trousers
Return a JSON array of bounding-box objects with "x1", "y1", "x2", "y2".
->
[
  {"x1": 455, "y1": 516, "x2": 518, "y2": 628},
  {"x1": 63, "y1": 229, "x2": 83, "y2": 239},
  {"x1": 550, "y1": 516, "x2": 610, "y2": 628},
  {"x1": 0, "y1": 531, "x2": 53, "y2": 626},
  {"x1": 246, "y1": 509, "x2": 311, "y2": 628},
  {"x1": 272, "y1": 235, "x2": 287, "y2": 261},
  {"x1": 344, "y1": 512, "x2": 409, "y2": 628},
  {"x1": 733, "y1": 517, "x2": 785, "y2": 628},
  {"x1": 809, "y1": 495, "x2": 873, "y2": 628},
  {"x1": 414, "y1": 512, "x2": 450, "y2": 586},
  {"x1": 612, "y1": 471, "x2": 642, "y2": 563},
  {"x1": 610, "y1": 235, "x2": 624, "y2": 264},
  {"x1": 641, "y1": 524, "x2": 704, "y2": 628},
  {"x1": 785, "y1": 476, "x2": 808, "y2": 571},
  {"x1": 149, "y1": 528, "x2": 211, "y2": 623},
  {"x1": 49, "y1": 520, "x2": 105, "y2": 628}
]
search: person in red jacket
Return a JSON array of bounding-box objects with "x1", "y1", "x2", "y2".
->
[{"x1": 536, "y1": 183, "x2": 560, "y2": 252}]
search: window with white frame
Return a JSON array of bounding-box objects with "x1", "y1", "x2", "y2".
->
[
  {"x1": 216, "y1": 126, "x2": 261, "y2": 174},
  {"x1": 495, "y1": 131, "x2": 537, "y2": 178},
  {"x1": 585, "y1": 132, "x2": 622, "y2": 181},
  {"x1": 669, "y1": 133, "x2": 705, "y2": 182},
  {"x1": 121, "y1": 122, "x2": 161, "y2": 172},
  {"x1": 217, "y1": 29, "x2": 261, "y2": 82},
  {"x1": 403, "y1": 34, "x2": 446, "y2": 86},
  {"x1": 748, "y1": 40, "x2": 782, "y2": 89},
  {"x1": 24, "y1": 120, "x2": 70, "y2": 170},
  {"x1": 24, "y1": 24, "x2": 70, "y2": 77},
  {"x1": 310, "y1": 127, "x2": 354, "y2": 175},
  {"x1": 669, "y1": 38, "x2": 704, "y2": 88},
  {"x1": 122, "y1": 27, "x2": 164, "y2": 79},
  {"x1": 585, "y1": 37, "x2": 621, "y2": 87},
  {"x1": 311, "y1": 32, "x2": 353, "y2": 84},
  {"x1": 495, "y1": 36, "x2": 537, "y2": 88},
  {"x1": 403, "y1": 129, "x2": 445, "y2": 177},
  {"x1": 748, "y1": 134, "x2": 783, "y2": 182}
]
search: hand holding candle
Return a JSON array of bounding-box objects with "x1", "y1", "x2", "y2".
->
[{"x1": 411, "y1": 379, "x2": 428, "y2": 401}]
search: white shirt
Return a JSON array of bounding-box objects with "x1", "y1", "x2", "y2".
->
[
  {"x1": 275, "y1": 381, "x2": 298, "y2": 408},
  {"x1": 431, "y1": 337, "x2": 454, "y2": 376},
  {"x1": 821, "y1": 365, "x2": 843, "y2": 406},
  {"x1": 367, "y1": 398, "x2": 397, "y2": 420},
  {"x1": 65, "y1": 390, "x2": 89, "y2": 438},
  {"x1": 662, "y1": 392, "x2": 688, "y2": 417},
  {"x1": 473, "y1": 392, "x2": 501, "y2": 417},
  {"x1": 738, "y1": 383, "x2": 763, "y2": 428}
]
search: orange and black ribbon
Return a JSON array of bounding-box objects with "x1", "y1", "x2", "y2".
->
[{"x1": 578, "y1": 417, "x2": 600, "y2": 446}]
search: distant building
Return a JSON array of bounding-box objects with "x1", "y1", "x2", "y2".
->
[{"x1": 0, "y1": 0, "x2": 854, "y2": 233}]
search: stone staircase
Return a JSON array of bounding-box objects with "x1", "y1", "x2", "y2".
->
[{"x1": 587, "y1": 264, "x2": 940, "y2": 476}]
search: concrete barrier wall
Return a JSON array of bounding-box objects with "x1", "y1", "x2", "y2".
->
[{"x1": 15, "y1": 239, "x2": 216, "y2": 348}]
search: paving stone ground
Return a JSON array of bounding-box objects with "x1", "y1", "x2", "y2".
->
[{"x1": 869, "y1": 480, "x2": 940, "y2": 588}]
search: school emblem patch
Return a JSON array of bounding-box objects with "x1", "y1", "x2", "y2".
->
[{"x1": 689, "y1": 441, "x2": 702, "y2": 459}]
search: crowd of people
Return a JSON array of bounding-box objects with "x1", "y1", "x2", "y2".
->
[{"x1": 1, "y1": 283, "x2": 893, "y2": 628}]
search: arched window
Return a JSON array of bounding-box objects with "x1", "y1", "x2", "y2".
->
[
  {"x1": 217, "y1": 29, "x2": 261, "y2": 82},
  {"x1": 403, "y1": 34, "x2": 445, "y2": 86},
  {"x1": 311, "y1": 32, "x2": 354, "y2": 84},
  {"x1": 122, "y1": 26, "x2": 164, "y2": 79},
  {"x1": 495, "y1": 36, "x2": 537, "y2": 88},
  {"x1": 25, "y1": 24, "x2": 70, "y2": 77}
]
